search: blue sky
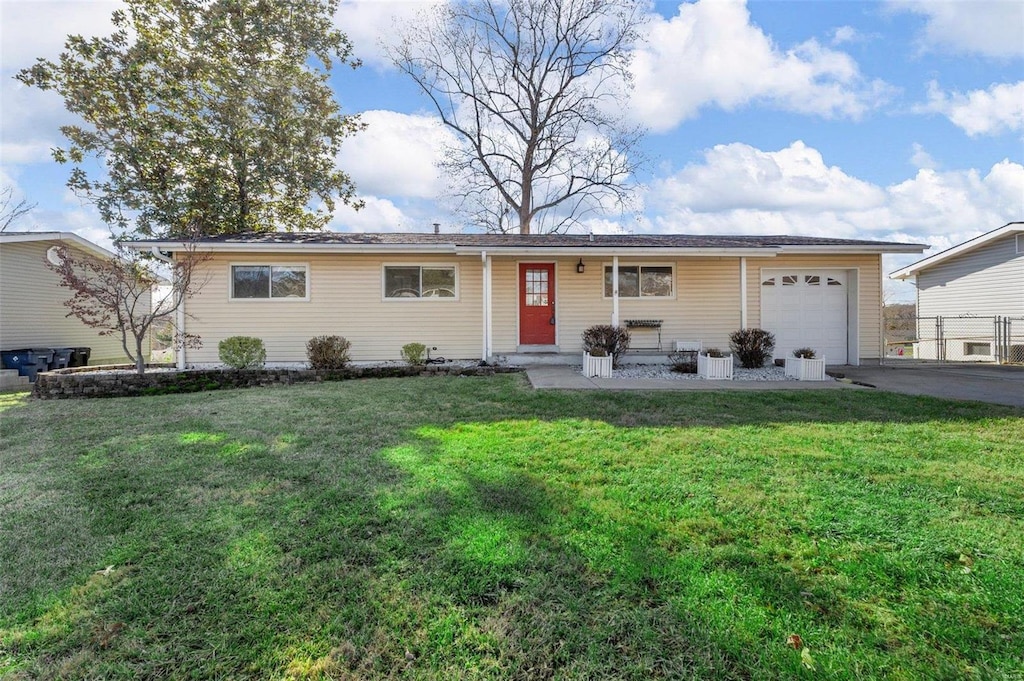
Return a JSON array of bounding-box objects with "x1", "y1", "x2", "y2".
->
[{"x1": 2, "y1": 0, "x2": 1022, "y2": 300}]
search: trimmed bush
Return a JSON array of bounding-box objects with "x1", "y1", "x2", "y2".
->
[
  {"x1": 218, "y1": 336, "x2": 266, "y2": 369},
  {"x1": 307, "y1": 335, "x2": 351, "y2": 370},
  {"x1": 703, "y1": 347, "x2": 726, "y2": 358},
  {"x1": 401, "y1": 342, "x2": 427, "y2": 365},
  {"x1": 729, "y1": 328, "x2": 776, "y2": 368},
  {"x1": 582, "y1": 325, "x2": 631, "y2": 368},
  {"x1": 793, "y1": 347, "x2": 817, "y2": 359}
]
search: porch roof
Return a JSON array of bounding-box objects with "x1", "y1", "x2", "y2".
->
[{"x1": 124, "y1": 231, "x2": 926, "y2": 256}]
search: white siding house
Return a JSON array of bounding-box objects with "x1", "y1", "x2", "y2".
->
[
  {"x1": 128, "y1": 232, "x2": 925, "y2": 368},
  {"x1": 890, "y1": 222, "x2": 1024, "y2": 362},
  {"x1": 0, "y1": 232, "x2": 148, "y2": 366}
]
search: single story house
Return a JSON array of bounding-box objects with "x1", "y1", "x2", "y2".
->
[
  {"x1": 125, "y1": 231, "x2": 926, "y2": 368},
  {"x1": 0, "y1": 231, "x2": 149, "y2": 367},
  {"x1": 890, "y1": 222, "x2": 1023, "y2": 362}
]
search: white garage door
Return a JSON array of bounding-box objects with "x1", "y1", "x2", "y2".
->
[{"x1": 761, "y1": 270, "x2": 849, "y2": 364}]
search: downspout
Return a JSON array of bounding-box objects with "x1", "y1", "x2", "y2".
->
[
  {"x1": 739, "y1": 257, "x2": 748, "y2": 328},
  {"x1": 612, "y1": 256, "x2": 619, "y2": 327},
  {"x1": 149, "y1": 247, "x2": 185, "y2": 371}
]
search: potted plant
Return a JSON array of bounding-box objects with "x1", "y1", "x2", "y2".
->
[
  {"x1": 583, "y1": 347, "x2": 613, "y2": 378},
  {"x1": 785, "y1": 347, "x2": 827, "y2": 381},
  {"x1": 697, "y1": 347, "x2": 733, "y2": 380}
]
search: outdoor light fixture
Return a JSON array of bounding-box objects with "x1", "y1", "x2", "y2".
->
[{"x1": 576, "y1": 258, "x2": 585, "y2": 274}]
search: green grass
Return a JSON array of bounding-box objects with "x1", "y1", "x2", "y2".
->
[{"x1": 1, "y1": 376, "x2": 1022, "y2": 679}]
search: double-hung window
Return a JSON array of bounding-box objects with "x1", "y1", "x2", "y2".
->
[
  {"x1": 603, "y1": 265, "x2": 673, "y2": 298},
  {"x1": 231, "y1": 264, "x2": 308, "y2": 300},
  {"x1": 383, "y1": 265, "x2": 457, "y2": 299}
]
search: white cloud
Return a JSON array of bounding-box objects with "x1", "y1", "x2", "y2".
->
[
  {"x1": 0, "y1": 1, "x2": 124, "y2": 69},
  {"x1": 646, "y1": 141, "x2": 1024, "y2": 248},
  {"x1": 629, "y1": 0, "x2": 894, "y2": 131},
  {"x1": 888, "y1": 0, "x2": 1024, "y2": 58},
  {"x1": 329, "y1": 195, "x2": 414, "y2": 232},
  {"x1": 652, "y1": 141, "x2": 886, "y2": 214},
  {"x1": 830, "y1": 25, "x2": 873, "y2": 46},
  {"x1": 339, "y1": 110, "x2": 451, "y2": 199},
  {"x1": 909, "y1": 143, "x2": 938, "y2": 170},
  {"x1": 921, "y1": 80, "x2": 1024, "y2": 137},
  {"x1": 334, "y1": 0, "x2": 441, "y2": 69}
]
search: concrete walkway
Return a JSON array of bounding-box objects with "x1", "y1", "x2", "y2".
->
[{"x1": 525, "y1": 365, "x2": 859, "y2": 392}]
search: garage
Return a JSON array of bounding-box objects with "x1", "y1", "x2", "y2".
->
[{"x1": 760, "y1": 269, "x2": 852, "y2": 364}]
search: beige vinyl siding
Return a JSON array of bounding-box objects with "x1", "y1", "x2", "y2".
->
[
  {"x1": 490, "y1": 256, "x2": 743, "y2": 354},
  {"x1": 0, "y1": 240, "x2": 141, "y2": 363},
  {"x1": 745, "y1": 253, "x2": 883, "y2": 361},
  {"x1": 184, "y1": 253, "x2": 484, "y2": 363},
  {"x1": 917, "y1": 234, "x2": 1024, "y2": 317}
]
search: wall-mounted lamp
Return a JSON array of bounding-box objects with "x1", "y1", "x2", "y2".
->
[{"x1": 576, "y1": 258, "x2": 585, "y2": 274}]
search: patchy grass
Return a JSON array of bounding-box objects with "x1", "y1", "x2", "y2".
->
[{"x1": 1, "y1": 377, "x2": 1022, "y2": 679}]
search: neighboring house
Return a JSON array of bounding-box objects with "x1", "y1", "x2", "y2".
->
[
  {"x1": 0, "y1": 231, "x2": 148, "y2": 365},
  {"x1": 890, "y1": 222, "x2": 1024, "y2": 362},
  {"x1": 125, "y1": 231, "x2": 926, "y2": 368}
]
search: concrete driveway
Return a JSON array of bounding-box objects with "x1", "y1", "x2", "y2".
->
[{"x1": 832, "y1": 363, "x2": 1024, "y2": 408}]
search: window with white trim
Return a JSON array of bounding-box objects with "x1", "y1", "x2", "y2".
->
[
  {"x1": 604, "y1": 265, "x2": 673, "y2": 298},
  {"x1": 1016, "y1": 234, "x2": 1023, "y2": 254},
  {"x1": 384, "y1": 265, "x2": 457, "y2": 298},
  {"x1": 231, "y1": 264, "x2": 307, "y2": 299}
]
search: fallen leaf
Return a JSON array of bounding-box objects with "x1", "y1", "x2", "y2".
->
[
  {"x1": 786, "y1": 634, "x2": 803, "y2": 650},
  {"x1": 801, "y1": 647, "x2": 816, "y2": 670},
  {"x1": 95, "y1": 565, "x2": 115, "y2": 576}
]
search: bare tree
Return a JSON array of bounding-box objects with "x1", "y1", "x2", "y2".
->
[
  {"x1": 46, "y1": 243, "x2": 207, "y2": 374},
  {"x1": 0, "y1": 185, "x2": 36, "y2": 231},
  {"x1": 392, "y1": 0, "x2": 645, "y2": 234}
]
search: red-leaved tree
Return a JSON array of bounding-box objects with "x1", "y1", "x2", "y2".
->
[{"x1": 46, "y1": 243, "x2": 206, "y2": 374}]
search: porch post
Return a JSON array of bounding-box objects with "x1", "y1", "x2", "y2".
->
[
  {"x1": 739, "y1": 257, "x2": 748, "y2": 328},
  {"x1": 481, "y1": 251, "x2": 491, "y2": 361},
  {"x1": 174, "y1": 251, "x2": 186, "y2": 371},
  {"x1": 611, "y1": 255, "x2": 619, "y2": 327}
]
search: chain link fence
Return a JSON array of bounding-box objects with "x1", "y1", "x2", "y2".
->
[{"x1": 884, "y1": 315, "x2": 1024, "y2": 364}]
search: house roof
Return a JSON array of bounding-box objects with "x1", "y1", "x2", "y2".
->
[
  {"x1": 0, "y1": 231, "x2": 116, "y2": 260},
  {"x1": 889, "y1": 222, "x2": 1023, "y2": 280},
  {"x1": 125, "y1": 231, "x2": 927, "y2": 257}
]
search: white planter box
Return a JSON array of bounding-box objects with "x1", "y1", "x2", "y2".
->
[
  {"x1": 583, "y1": 352, "x2": 613, "y2": 378},
  {"x1": 785, "y1": 357, "x2": 827, "y2": 381},
  {"x1": 698, "y1": 352, "x2": 733, "y2": 380}
]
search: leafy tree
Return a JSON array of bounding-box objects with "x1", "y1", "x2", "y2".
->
[
  {"x1": 46, "y1": 243, "x2": 206, "y2": 375},
  {"x1": 17, "y1": 0, "x2": 362, "y2": 239},
  {"x1": 391, "y1": 0, "x2": 645, "y2": 234}
]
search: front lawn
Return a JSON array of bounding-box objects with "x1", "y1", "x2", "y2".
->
[{"x1": 1, "y1": 377, "x2": 1022, "y2": 679}]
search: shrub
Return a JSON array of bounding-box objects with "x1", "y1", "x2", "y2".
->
[
  {"x1": 401, "y1": 342, "x2": 427, "y2": 365},
  {"x1": 703, "y1": 347, "x2": 725, "y2": 358},
  {"x1": 729, "y1": 328, "x2": 776, "y2": 368},
  {"x1": 793, "y1": 347, "x2": 816, "y2": 359},
  {"x1": 307, "y1": 335, "x2": 351, "y2": 370},
  {"x1": 667, "y1": 350, "x2": 697, "y2": 373},
  {"x1": 218, "y1": 336, "x2": 266, "y2": 369},
  {"x1": 582, "y1": 325, "x2": 631, "y2": 368}
]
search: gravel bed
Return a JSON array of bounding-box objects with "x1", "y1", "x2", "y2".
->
[{"x1": 579, "y1": 363, "x2": 804, "y2": 381}]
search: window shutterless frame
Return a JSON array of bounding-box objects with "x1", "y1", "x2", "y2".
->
[
  {"x1": 381, "y1": 264, "x2": 459, "y2": 301},
  {"x1": 602, "y1": 263, "x2": 675, "y2": 299},
  {"x1": 228, "y1": 263, "x2": 310, "y2": 301}
]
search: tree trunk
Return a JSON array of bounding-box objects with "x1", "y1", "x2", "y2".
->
[{"x1": 135, "y1": 334, "x2": 146, "y2": 375}]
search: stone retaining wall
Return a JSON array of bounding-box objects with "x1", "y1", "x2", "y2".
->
[{"x1": 33, "y1": 364, "x2": 521, "y2": 399}]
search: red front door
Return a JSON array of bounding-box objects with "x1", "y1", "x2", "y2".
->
[{"x1": 519, "y1": 263, "x2": 556, "y2": 345}]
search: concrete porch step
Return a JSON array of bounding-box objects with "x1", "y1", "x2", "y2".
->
[{"x1": 0, "y1": 368, "x2": 30, "y2": 391}]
